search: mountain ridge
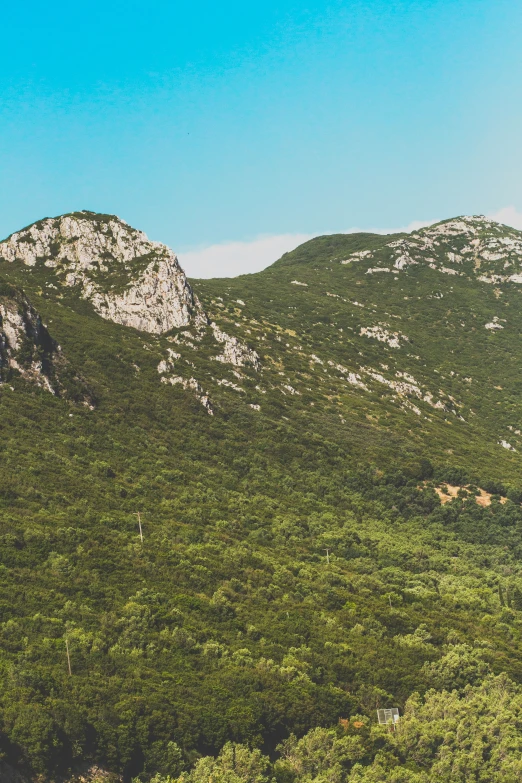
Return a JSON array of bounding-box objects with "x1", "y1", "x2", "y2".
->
[{"x1": 3, "y1": 211, "x2": 522, "y2": 471}]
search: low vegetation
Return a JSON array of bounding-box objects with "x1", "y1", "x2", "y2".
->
[{"x1": 0, "y1": 215, "x2": 522, "y2": 781}]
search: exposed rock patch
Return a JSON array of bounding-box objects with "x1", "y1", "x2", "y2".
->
[
  {"x1": 161, "y1": 374, "x2": 214, "y2": 414},
  {"x1": 340, "y1": 216, "x2": 522, "y2": 286},
  {"x1": 0, "y1": 279, "x2": 92, "y2": 403},
  {"x1": 360, "y1": 325, "x2": 408, "y2": 349},
  {"x1": 211, "y1": 323, "x2": 260, "y2": 368},
  {"x1": 0, "y1": 212, "x2": 204, "y2": 334}
]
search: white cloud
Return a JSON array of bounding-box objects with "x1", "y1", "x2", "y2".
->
[
  {"x1": 178, "y1": 233, "x2": 314, "y2": 279},
  {"x1": 488, "y1": 206, "x2": 522, "y2": 231},
  {"x1": 178, "y1": 219, "x2": 437, "y2": 279}
]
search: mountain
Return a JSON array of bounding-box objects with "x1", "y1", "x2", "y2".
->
[
  {"x1": 0, "y1": 213, "x2": 522, "y2": 783},
  {"x1": 0, "y1": 211, "x2": 203, "y2": 333},
  {"x1": 195, "y1": 215, "x2": 522, "y2": 474}
]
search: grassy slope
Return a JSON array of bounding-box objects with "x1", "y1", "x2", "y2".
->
[{"x1": 195, "y1": 228, "x2": 522, "y2": 480}]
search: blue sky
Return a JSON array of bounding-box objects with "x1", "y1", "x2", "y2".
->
[{"x1": 1, "y1": 1, "x2": 522, "y2": 276}]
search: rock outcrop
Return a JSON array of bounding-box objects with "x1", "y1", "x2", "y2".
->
[
  {"x1": 0, "y1": 211, "x2": 262, "y2": 413},
  {"x1": 211, "y1": 323, "x2": 260, "y2": 368},
  {"x1": 0, "y1": 212, "x2": 204, "y2": 334},
  {"x1": 341, "y1": 215, "x2": 522, "y2": 282},
  {"x1": 0, "y1": 279, "x2": 93, "y2": 403}
]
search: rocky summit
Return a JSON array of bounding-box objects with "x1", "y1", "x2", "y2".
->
[
  {"x1": 0, "y1": 211, "x2": 203, "y2": 334},
  {"x1": 1, "y1": 213, "x2": 522, "y2": 783}
]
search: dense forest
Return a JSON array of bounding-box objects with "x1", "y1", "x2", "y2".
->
[{"x1": 1, "y1": 213, "x2": 522, "y2": 781}]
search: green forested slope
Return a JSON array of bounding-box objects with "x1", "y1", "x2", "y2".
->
[{"x1": 0, "y1": 215, "x2": 522, "y2": 782}]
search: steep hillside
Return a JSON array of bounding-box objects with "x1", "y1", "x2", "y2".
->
[
  {"x1": 0, "y1": 214, "x2": 522, "y2": 783},
  {"x1": 0, "y1": 277, "x2": 92, "y2": 403},
  {"x1": 195, "y1": 216, "x2": 522, "y2": 478}
]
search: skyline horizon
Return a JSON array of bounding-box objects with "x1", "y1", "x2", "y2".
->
[
  {"x1": 3, "y1": 204, "x2": 521, "y2": 279},
  {"x1": 2, "y1": 0, "x2": 521, "y2": 274}
]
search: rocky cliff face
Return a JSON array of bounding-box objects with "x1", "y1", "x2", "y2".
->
[
  {"x1": 0, "y1": 212, "x2": 204, "y2": 334},
  {"x1": 0, "y1": 279, "x2": 92, "y2": 403},
  {"x1": 0, "y1": 211, "x2": 261, "y2": 412}
]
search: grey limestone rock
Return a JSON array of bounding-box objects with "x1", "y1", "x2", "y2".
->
[
  {"x1": 0, "y1": 212, "x2": 204, "y2": 334},
  {"x1": 0, "y1": 280, "x2": 92, "y2": 403}
]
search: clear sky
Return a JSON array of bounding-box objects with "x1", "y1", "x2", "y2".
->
[{"x1": 1, "y1": 1, "x2": 522, "y2": 276}]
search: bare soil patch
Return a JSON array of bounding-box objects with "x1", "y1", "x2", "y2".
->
[{"x1": 434, "y1": 484, "x2": 507, "y2": 506}]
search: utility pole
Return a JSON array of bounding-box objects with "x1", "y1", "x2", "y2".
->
[
  {"x1": 136, "y1": 512, "x2": 143, "y2": 543},
  {"x1": 65, "y1": 638, "x2": 72, "y2": 676},
  {"x1": 324, "y1": 548, "x2": 331, "y2": 564}
]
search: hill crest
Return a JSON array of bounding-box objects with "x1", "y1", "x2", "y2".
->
[{"x1": 0, "y1": 211, "x2": 203, "y2": 334}]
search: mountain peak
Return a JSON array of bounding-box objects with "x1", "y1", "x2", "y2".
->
[
  {"x1": 0, "y1": 212, "x2": 204, "y2": 334},
  {"x1": 330, "y1": 214, "x2": 522, "y2": 280}
]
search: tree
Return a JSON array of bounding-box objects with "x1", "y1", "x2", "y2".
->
[
  {"x1": 422, "y1": 645, "x2": 489, "y2": 691},
  {"x1": 185, "y1": 743, "x2": 272, "y2": 783},
  {"x1": 274, "y1": 725, "x2": 368, "y2": 782}
]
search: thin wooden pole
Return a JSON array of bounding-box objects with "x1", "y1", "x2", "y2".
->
[{"x1": 65, "y1": 638, "x2": 72, "y2": 676}]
